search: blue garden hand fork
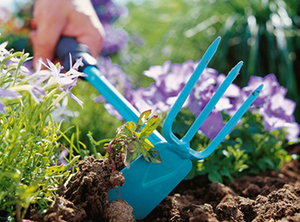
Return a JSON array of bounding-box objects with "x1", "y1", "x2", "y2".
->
[{"x1": 56, "y1": 36, "x2": 263, "y2": 220}]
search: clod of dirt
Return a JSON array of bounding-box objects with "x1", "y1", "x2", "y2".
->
[
  {"x1": 203, "y1": 182, "x2": 236, "y2": 206},
  {"x1": 216, "y1": 194, "x2": 255, "y2": 222},
  {"x1": 104, "y1": 200, "x2": 135, "y2": 222},
  {"x1": 62, "y1": 155, "x2": 128, "y2": 221},
  {"x1": 43, "y1": 196, "x2": 86, "y2": 222},
  {"x1": 189, "y1": 204, "x2": 218, "y2": 222},
  {"x1": 110, "y1": 170, "x2": 125, "y2": 186},
  {"x1": 253, "y1": 183, "x2": 300, "y2": 221}
]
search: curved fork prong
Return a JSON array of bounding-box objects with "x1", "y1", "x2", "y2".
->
[
  {"x1": 182, "y1": 61, "x2": 243, "y2": 144},
  {"x1": 188, "y1": 84, "x2": 264, "y2": 160},
  {"x1": 163, "y1": 37, "x2": 221, "y2": 144}
]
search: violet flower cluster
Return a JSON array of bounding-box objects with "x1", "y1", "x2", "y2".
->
[
  {"x1": 0, "y1": 41, "x2": 85, "y2": 122},
  {"x1": 91, "y1": 0, "x2": 128, "y2": 55},
  {"x1": 242, "y1": 74, "x2": 300, "y2": 142},
  {"x1": 97, "y1": 57, "x2": 300, "y2": 142}
]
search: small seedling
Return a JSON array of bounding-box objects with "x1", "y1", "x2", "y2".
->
[{"x1": 105, "y1": 109, "x2": 161, "y2": 169}]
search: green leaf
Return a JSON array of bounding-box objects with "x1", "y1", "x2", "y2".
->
[
  {"x1": 208, "y1": 171, "x2": 223, "y2": 183},
  {"x1": 127, "y1": 141, "x2": 138, "y2": 152},
  {"x1": 148, "y1": 150, "x2": 162, "y2": 164},
  {"x1": 220, "y1": 167, "x2": 231, "y2": 177},
  {"x1": 136, "y1": 109, "x2": 152, "y2": 131},
  {"x1": 124, "y1": 149, "x2": 132, "y2": 169},
  {"x1": 125, "y1": 121, "x2": 135, "y2": 133},
  {"x1": 140, "y1": 115, "x2": 160, "y2": 137},
  {"x1": 141, "y1": 138, "x2": 154, "y2": 151},
  {"x1": 141, "y1": 149, "x2": 150, "y2": 162}
]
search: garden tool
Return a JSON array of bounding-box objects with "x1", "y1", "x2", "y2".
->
[{"x1": 56, "y1": 36, "x2": 263, "y2": 220}]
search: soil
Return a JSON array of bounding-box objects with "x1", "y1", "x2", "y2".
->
[
  {"x1": 26, "y1": 145, "x2": 300, "y2": 222},
  {"x1": 140, "y1": 144, "x2": 300, "y2": 222}
]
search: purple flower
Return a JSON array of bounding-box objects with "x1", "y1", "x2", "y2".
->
[
  {"x1": 243, "y1": 74, "x2": 283, "y2": 107},
  {"x1": 57, "y1": 148, "x2": 69, "y2": 166},
  {"x1": 9, "y1": 85, "x2": 45, "y2": 104},
  {"x1": 97, "y1": 56, "x2": 299, "y2": 142},
  {"x1": 0, "y1": 41, "x2": 9, "y2": 61},
  {"x1": 39, "y1": 57, "x2": 86, "y2": 107},
  {"x1": 143, "y1": 61, "x2": 172, "y2": 86},
  {"x1": 90, "y1": 0, "x2": 128, "y2": 55},
  {"x1": 51, "y1": 97, "x2": 78, "y2": 123},
  {"x1": 30, "y1": 85, "x2": 46, "y2": 103},
  {"x1": 59, "y1": 84, "x2": 83, "y2": 108},
  {"x1": 102, "y1": 103, "x2": 124, "y2": 120},
  {"x1": 199, "y1": 111, "x2": 225, "y2": 140},
  {"x1": 285, "y1": 123, "x2": 300, "y2": 142},
  {"x1": 91, "y1": 0, "x2": 127, "y2": 24},
  {"x1": 216, "y1": 73, "x2": 242, "y2": 116},
  {"x1": 101, "y1": 24, "x2": 128, "y2": 55},
  {"x1": 187, "y1": 67, "x2": 227, "y2": 139},
  {"x1": 0, "y1": 88, "x2": 21, "y2": 113},
  {"x1": 128, "y1": 60, "x2": 227, "y2": 139},
  {"x1": 242, "y1": 74, "x2": 299, "y2": 140},
  {"x1": 259, "y1": 92, "x2": 296, "y2": 130},
  {"x1": 41, "y1": 59, "x2": 77, "y2": 87},
  {"x1": 96, "y1": 57, "x2": 132, "y2": 91},
  {"x1": 131, "y1": 34, "x2": 144, "y2": 46}
]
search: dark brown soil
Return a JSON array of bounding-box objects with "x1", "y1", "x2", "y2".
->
[{"x1": 140, "y1": 144, "x2": 300, "y2": 222}]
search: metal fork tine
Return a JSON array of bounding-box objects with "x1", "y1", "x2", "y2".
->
[
  {"x1": 163, "y1": 37, "x2": 221, "y2": 144},
  {"x1": 188, "y1": 84, "x2": 264, "y2": 160},
  {"x1": 182, "y1": 61, "x2": 243, "y2": 144}
]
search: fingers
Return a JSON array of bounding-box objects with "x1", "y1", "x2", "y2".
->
[
  {"x1": 31, "y1": 0, "x2": 105, "y2": 69},
  {"x1": 76, "y1": 27, "x2": 105, "y2": 58},
  {"x1": 64, "y1": 0, "x2": 105, "y2": 58},
  {"x1": 31, "y1": 0, "x2": 68, "y2": 67},
  {"x1": 79, "y1": 2, "x2": 105, "y2": 57}
]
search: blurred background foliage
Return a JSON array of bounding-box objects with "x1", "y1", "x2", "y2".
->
[{"x1": 112, "y1": 0, "x2": 300, "y2": 121}]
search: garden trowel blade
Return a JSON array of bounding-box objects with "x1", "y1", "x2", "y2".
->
[{"x1": 108, "y1": 142, "x2": 192, "y2": 220}]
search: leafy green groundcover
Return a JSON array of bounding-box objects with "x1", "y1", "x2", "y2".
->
[{"x1": 0, "y1": 41, "x2": 82, "y2": 221}]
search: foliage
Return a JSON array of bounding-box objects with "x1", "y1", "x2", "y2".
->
[
  {"x1": 190, "y1": 112, "x2": 292, "y2": 184},
  {"x1": 0, "y1": 41, "x2": 82, "y2": 221},
  {"x1": 60, "y1": 79, "x2": 123, "y2": 154},
  {"x1": 105, "y1": 110, "x2": 161, "y2": 169}
]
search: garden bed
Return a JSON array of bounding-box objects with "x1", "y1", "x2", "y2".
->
[
  {"x1": 141, "y1": 144, "x2": 300, "y2": 222},
  {"x1": 25, "y1": 144, "x2": 300, "y2": 222}
]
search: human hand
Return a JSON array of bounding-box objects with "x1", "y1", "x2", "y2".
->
[{"x1": 30, "y1": 0, "x2": 105, "y2": 68}]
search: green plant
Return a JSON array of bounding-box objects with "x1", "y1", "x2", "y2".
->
[
  {"x1": 189, "y1": 112, "x2": 292, "y2": 184},
  {"x1": 105, "y1": 110, "x2": 161, "y2": 169},
  {"x1": 0, "y1": 41, "x2": 82, "y2": 221},
  {"x1": 60, "y1": 79, "x2": 123, "y2": 154}
]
